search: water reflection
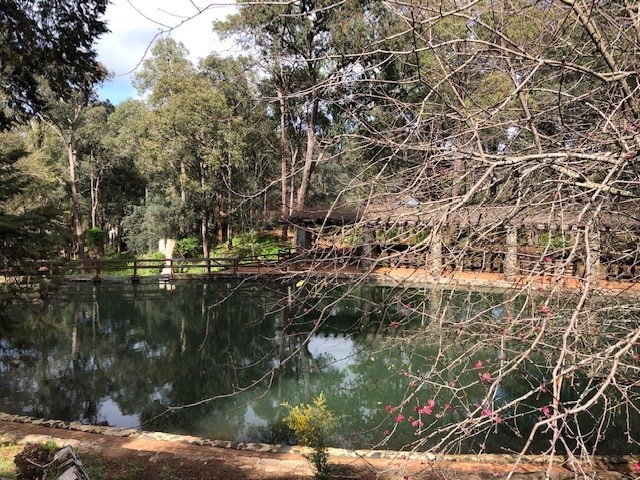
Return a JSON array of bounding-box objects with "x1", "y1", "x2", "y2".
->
[{"x1": 0, "y1": 280, "x2": 638, "y2": 455}]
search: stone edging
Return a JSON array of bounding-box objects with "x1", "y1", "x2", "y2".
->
[{"x1": 1, "y1": 412, "x2": 638, "y2": 467}]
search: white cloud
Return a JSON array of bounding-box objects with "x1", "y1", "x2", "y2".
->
[{"x1": 96, "y1": 0, "x2": 238, "y2": 104}]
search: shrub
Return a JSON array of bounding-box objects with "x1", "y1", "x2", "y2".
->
[
  {"x1": 85, "y1": 227, "x2": 104, "y2": 248},
  {"x1": 283, "y1": 394, "x2": 337, "y2": 479},
  {"x1": 174, "y1": 237, "x2": 202, "y2": 258},
  {"x1": 86, "y1": 227, "x2": 105, "y2": 257}
]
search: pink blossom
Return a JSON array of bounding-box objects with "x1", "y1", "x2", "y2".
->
[
  {"x1": 541, "y1": 406, "x2": 551, "y2": 417},
  {"x1": 395, "y1": 413, "x2": 405, "y2": 422},
  {"x1": 481, "y1": 408, "x2": 492, "y2": 417},
  {"x1": 412, "y1": 405, "x2": 420, "y2": 412},
  {"x1": 494, "y1": 415, "x2": 503, "y2": 424},
  {"x1": 427, "y1": 399, "x2": 435, "y2": 408},
  {"x1": 540, "y1": 384, "x2": 548, "y2": 394},
  {"x1": 480, "y1": 372, "x2": 492, "y2": 383},
  {"x1": 411, "y1": 420, "x2": 424, "y2": 428},
  {"x1": 419, "y1": 406, "x2": 432, "y2": 415},
  {"x1": 540, "y1": 305, "x2": 550, "y2": 314},
  {"x1": 445, "y1": 402, "x2": 453, "y2": 412},
  {"x1": 449, "y1": 381, "x2": 457, "y2": 388},
  {"x1": 633, "y1": 462, "x2": 640, "y2": 472},
  {"x1": 385, "y1": 404, "x2": 394, "y2": 413},
  {"x1": 475, "y1": 360, "x2": 483, "y2": 369},
  {"x1": 383, "y1": 429, "x2": 391, "y2": 436}
]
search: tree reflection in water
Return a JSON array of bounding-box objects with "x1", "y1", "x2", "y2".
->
[{"x1": 0, "y1": 280, "x2": 638, "y2": 456}]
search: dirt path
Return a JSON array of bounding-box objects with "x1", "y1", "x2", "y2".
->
[{"x1": 1, "y1": 419, "x2": 635, "y2": 479}]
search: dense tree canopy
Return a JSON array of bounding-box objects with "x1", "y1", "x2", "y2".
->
[
  {"x1": 0, "y1": 0, "x2": 109, "y2": 129},
  {"x1": 0, "y1": 0, "x2": 108, "y2": 273}
]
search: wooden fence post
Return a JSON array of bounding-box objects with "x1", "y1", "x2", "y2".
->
[
  {"x1": 92, "y1": 259, "x2": 101, "y2": 283},
  {"x1": 131, "y1": 259, "x2": 140, "y2": 283},
  {"x1": 429, "y1": 228, "x2": 442, "y2": 276},
  {"x1": 586, "y1": 225, "x2": 601, "y2": 282},
  {"x1": 504, "y1": 226, "x2": 518, "y2": 281}
]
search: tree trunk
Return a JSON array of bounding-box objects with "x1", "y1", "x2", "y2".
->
[
  {"x1": 277, "y1": 85, "x2": 289, "y2": 240},
  {"x1": 89, "y1": 156, "x2": 100, "y2": 229},
  {"x1": 68, "y1": 144, "x2": 85, "y2": 259},
  {"x1": 295, "y1": 87, "x2": 319, "y2": 210},
  {"x1": 180, "y1": 160, "x2": 187, "y2": 206},
  {"x1": 199, "y1": 160, "x2": 209, "y2": 259}
]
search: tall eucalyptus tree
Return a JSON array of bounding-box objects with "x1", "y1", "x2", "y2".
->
[
  {"x1": 134, "y1": 38, "x2": 249, "y2": 256},
  {"x1": 216, "y1": 0, "x2": 350, "y2": 213}
]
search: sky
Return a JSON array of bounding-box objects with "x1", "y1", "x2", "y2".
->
[{"x1": 95, "y1": 0, "x2": 238, "y2": 105}]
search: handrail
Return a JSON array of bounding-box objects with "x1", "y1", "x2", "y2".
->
[
  {"x1": 1, "y1": 248, "x2": 297, "y2": 282},
  {"x1": 2, "y1": 245, "x2": 638, "y2": 283}
]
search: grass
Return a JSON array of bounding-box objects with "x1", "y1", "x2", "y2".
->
[
  {"x1": 0, "y1": 440, "x2": 105, "y2": 480},
  {"x1": 85, "y1": 463, "x2": 106, "y2": 480},
  {"x1": 0, "y1": 437, "x2": 21, "y2": 480}
]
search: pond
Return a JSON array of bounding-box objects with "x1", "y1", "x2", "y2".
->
[{"x1": 1, "y1": 279, "x2": 638, "y2": 455}]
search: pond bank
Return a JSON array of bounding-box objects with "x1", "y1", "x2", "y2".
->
[
  {"x1": 0, "y1": 413, "x2": 636, "y2": 479},
  {"x1": 66, "y1": 264, "x2": 640, "y2": 296}
]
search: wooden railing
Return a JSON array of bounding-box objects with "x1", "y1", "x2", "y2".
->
[
  {"x1": 2, "y1": 248, "x2": 296, "y2": 282},
  {"x1": 4, "y1": 246, "x2": 640, "y2": 283}
]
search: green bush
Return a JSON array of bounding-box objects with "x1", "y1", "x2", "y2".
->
[
  {"x1": 219, "y1": 231, "x2": 286, "y2": 260},
  {"x1": 86, "y1": 227, "x2": 105, "y2": 257},
  {"x1": 539, "y1": 232, "x2": 568, "y2": 251},
  {"x1": 175, "y1": 237, "x2": 202, "y2": 258},
  {"x1": 85, "y1": 227, "x2": 104, "y2": 247}
]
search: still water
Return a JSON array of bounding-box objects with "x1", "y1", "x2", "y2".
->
[{"x1": 0, "y1": 280, "x2": 638, "y2": 454}]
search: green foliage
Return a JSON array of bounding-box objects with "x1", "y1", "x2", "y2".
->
[
  {"x1": 0, "y1": 437, "x2": 20, "y2": 480},
  {"x1": 0, "y1": 0, "x2": 108, "y2": 129},
  {"x1": 86, "y1": 227, "x2": 104, "y2": 248},
  {"x1": 283, "y1": 393, "x2": 337, "y2": 478},
  {"x1": 221, "y1": 231, "x2": 284, "y2": 260},
  {"x1": 85, "y1": 464, "x2": 106, "y2": 480},
  {"x1": 539, "y1": 232, "x2": 568, "y2": 251},
  {"x1": 0, "y1": 132, "x2": 63, "y2": 272},
  {"x1": 174, "y1": 237, "x2": 202, "y2": 258},
  {"x1": 42, "y1": 440, "x2": 59, "y2": 452},
  {"x1": 122, "y1": 199, "x2": 184, "y2": 255},
  {"x1": 343, "y1": 229, "x2": 362, "y2": 246}
]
